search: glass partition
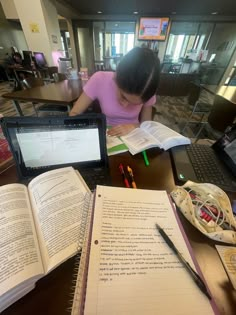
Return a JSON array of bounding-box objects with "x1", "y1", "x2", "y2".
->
[
  {"x1": 201, "y1": 23, "x2": 236, "y2": 85},
  {"x1": 164, "y1": 21, "x2": 236, "y2": 85},
  {"x1": 93, "y1": 21, "x2": 135, "y2": 71}
]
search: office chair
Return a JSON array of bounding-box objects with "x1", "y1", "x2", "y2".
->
[{"x1": 22, "y1": 77, "x2": 69, "y2": 116}]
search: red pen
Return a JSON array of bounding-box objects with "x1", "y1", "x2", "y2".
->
[{"x1": 119, "y1": 163, "x2": 130, "y2": 188}]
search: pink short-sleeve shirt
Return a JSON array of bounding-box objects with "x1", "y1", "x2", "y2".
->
[{"x1": 83, "y1": 71, "x2": 156, "y2": 126}]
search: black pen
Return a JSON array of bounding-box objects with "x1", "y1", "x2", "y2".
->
[{"x1": 155, "y1": 223, "x2": 211, "y2": 300}]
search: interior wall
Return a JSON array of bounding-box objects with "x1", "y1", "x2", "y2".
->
[{"x1": 0, "y1": 3, "x2": 28, "y2": 61}]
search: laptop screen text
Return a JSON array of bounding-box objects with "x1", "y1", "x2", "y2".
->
[
  {"x1": 2, "y1": 115, "x2": 109, "y2": 179},
  {"x1": 16, "y1": 127, "x2": 101, "y2": 169}
]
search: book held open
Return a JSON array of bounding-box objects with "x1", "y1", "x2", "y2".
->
[
  {"x1": 0, "y1": 167, "x2": 92, "y2": 313},
  {"x1": 121, "y1": 121, "x2": 191, "y2": 155}
]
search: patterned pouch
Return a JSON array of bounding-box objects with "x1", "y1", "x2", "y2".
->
[{"x1": 171, "y1": 181, "x2": 236, "y2": 244}]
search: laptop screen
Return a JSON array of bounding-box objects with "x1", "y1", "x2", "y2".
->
[
  {"x1": 1, "y1": 115, "x2": 108, "y2": 178},
  {"x1": 16, "y1": 128, "x2": 101, "y2": 168}
]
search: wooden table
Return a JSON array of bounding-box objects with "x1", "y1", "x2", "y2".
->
[
  {"x1": 1, "y1": 149, "x2": 236, "y2": 315},
  {"x1": 2, "y1": 80, "x2": 82, "y2": 116}
]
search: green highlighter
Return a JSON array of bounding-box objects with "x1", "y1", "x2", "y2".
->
[{"x1": 142, "y1": 150, "x2": 149, "y2": 166}]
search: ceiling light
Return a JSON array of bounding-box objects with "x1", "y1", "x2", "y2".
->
[
  {"x1": 133, "y1": 11, "x2": 138, "y2": 14},
  {"x1": 211, "y1": 12, "x2": 218, "y2": 15},
  {"x1": 171, "y1": 12, "x2": 176, "y2": 15},
  {"x1": 97, "y1": 11, "x2": 102, "y2": 14}
]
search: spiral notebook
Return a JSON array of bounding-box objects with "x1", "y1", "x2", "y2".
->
[{"x1": 71, "y1": 186, "x2": 219, "y2": 315}]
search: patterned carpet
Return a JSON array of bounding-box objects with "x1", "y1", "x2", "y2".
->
[
  {"x1": 0, "y1": 81, "x2": 40, "y2": 117},
  {"x1": 0, "y1": 80, "x2": 216, "y2": 139}
]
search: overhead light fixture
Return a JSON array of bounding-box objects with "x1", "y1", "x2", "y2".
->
[
  {"x1": 211, "y1": 12, "x2": 218, "y2": 15},
  {"x1": 133, "y1": 11, "x2": 138, "y2": 14},
  {"x1": 171, "y1": 12, "x2": 176, "y2": 15},
  {"x1": 97, "y1": 11, "x2": 102, "y2": 14}
]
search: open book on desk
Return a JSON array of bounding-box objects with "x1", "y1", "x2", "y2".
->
[
  {"x1": 71, "y1": 186, "x2": 218, "y2": 315},
  {"x1": 120, "y1": 121, "x2": 191, "y2": 155},
  {"x1": 0, "y1": 167, "x2": 92, "y2": 313}
]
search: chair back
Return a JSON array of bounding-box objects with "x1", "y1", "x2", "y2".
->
[
  {"x1": 22, "y1": 77, "x2": 44, "y2": 89},
  {"x1": 95, "y1": 61, "x2": 105, "y2": 71},
  {"x1": 47, "y1": 66, "x2": 58, "y2": 78}
]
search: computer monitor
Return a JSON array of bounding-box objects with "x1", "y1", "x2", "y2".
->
[
  {"x1": 22, "y1": 50, "x2": 33, "y2": 67},
  {"x1": 33, "y1": 52, "x2": 48, "y2": 68}
]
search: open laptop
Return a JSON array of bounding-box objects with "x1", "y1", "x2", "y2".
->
[
  {"x1": 0, "y1": 114, "x2": 110, "y2": 190},
  {"x1": 170, "y1": 125, "x2": 236, "y2": 192}
]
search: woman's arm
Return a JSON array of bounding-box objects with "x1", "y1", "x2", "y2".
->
[
  {"x1": 139, "y1": 106, "x2": 152, "y2": 122},
  {"x1": 107, "y1": 106, "x2": 153, "y2": 137},
  {"x1": 69, "y1": 92, "x2": 93, "y2": 116}
]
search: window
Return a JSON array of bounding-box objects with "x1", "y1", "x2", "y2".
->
[{"x1": 93, "y1": 21, "x2": 135, "y2": 70}]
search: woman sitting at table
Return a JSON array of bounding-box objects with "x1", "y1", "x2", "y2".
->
[{"x1": 69, "y1": 47, "x2": 160, "y2": 136}]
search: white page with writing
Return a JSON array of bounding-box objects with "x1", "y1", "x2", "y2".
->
[{"x1": 83, "y1": 186, "x2": 216, "y2": 315}]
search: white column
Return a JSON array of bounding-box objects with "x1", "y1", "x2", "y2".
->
[{"x1": 13, "y1": 0, "x2": 63, "y2": 66}]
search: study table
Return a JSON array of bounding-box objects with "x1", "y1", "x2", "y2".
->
[
  {"x1": 2, "y1": 79, "x2": 82, "y2": 116},
  {"x1": 0, "y1": 149, "x2": 236, "y2": 315}
]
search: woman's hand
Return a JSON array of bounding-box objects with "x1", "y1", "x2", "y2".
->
[{"x1": 107, "y1": 124, "x2": 138, "y2": 137}]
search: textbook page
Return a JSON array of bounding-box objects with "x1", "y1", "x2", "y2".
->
[
  {"x1": 140, "y1": 121, "x2": 191, "y2": 150},
  {"x1": 121, "y1": 121, "x2": 190, "y2": 154},
  {"x1": 0, "y1": 184, "x2": 44, "y2": 305},
  {"x1": 28, "y1": 167, "x2": 91, "y2": 272},
  {"x1": 121, "y1": 128, "x2": 159, "y2": 154},
  {"x1": 83, "y1": 186, "x2": 216, "y2": 315}
]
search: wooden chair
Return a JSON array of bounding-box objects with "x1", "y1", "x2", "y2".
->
[{"x1": 22, "y1": 77, "x2": 69, "y2": 116}]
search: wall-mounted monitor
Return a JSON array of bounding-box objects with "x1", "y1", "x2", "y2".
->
[{"x1": 138, "y1": 17, "x2": 170, "y2": 41}]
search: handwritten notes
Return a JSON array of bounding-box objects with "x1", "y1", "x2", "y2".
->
[{"x1": 83, "y1": 186, "x2": 215, "y2": 315}]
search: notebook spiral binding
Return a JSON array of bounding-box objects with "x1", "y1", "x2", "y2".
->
[
  {"x1": 69, "y1": 191, "x2": 94, "y2": 315},
  {"x1": 77, "y1": 191, "x2": 92, "y2": 251}
]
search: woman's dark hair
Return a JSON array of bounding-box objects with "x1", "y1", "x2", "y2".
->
[{"x1": 116, "y1": 47, "x2": 160, "y2": 102}]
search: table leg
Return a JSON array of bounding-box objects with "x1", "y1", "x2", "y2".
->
[{"x1": 12, "y1": 100, "x2": 24, "y2": 116}]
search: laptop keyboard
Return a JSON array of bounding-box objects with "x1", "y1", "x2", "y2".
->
[
  {"x1": 186, "y1": 144, "x2": 234, "y2": 188},
  {"x1": 79, "y1": 167, "x2": 110, "y2": 191}
]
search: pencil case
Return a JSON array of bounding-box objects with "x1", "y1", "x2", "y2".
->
[{"x1": 171, "y1": 181, "x2": 236, "y2": 244}]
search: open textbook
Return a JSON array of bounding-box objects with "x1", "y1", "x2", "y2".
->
[
  {"x1": 120, "y1": 121, "x2": 191, "y2": 155},
  {"x1": 0, "y1": 167, "x2": 92, "y2": 313},
  {"x1": 71, "y1": 186, "x2": 218, "y2": 315}
]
